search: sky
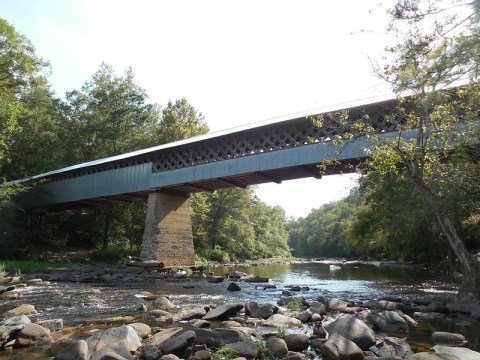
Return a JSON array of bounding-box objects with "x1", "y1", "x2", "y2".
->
[{"x1": 0, "y1": 0, "x2": 396, "y2": 218}]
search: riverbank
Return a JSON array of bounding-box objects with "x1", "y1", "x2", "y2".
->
[{"x1": 1, "y1": 262, "x2": 479, "y2": 359}]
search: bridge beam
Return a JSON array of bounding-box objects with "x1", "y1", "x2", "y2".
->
[{"x1": 140, "y1": 192, "x2": 195, "y2": 266}]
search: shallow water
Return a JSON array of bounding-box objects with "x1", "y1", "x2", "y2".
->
[{"x1": 1, "y1": 261, "x2": 478, "y2": 359}]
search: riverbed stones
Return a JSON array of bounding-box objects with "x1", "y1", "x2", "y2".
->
[
  {"x1": 409, "y1": 354, "x2": 461, "y2": 360},
  {"x1": 432, "y1": 332, "x2": 468, "y2": 347},
  {"x1": 321, "y1": 333, "x2": 364, "y2": 360},
  {"x1": 225, "y1": 340, "x2": 259, "y2": 359},
  {"x1": 160, "y1": 330, "x2": 196, "y2": 357},
  {"x1": 194, "y1": 328, "x2": 250, "y2": 348},
  {"x1": 445, "y1": 299, "x2": 480, "y2": 317},
  {"x1": 369, "y1": 311, "x2": 409, "y2": 333},
  {"x1": 152, "y1": 296, "x2": 175, "y2": 310},
  {"x1": 36, "y1": 318, "x2": 64, "y2": 332},
  {"x1": 432, "y1": 345, "x2": 480, "y2": 360},
  {"x1": 227, "y1": 282, "x2": 241, "y2": 291},
  {"x1": 202, "y1": 303, "x2": 243, "y2": 320},
  {"x1": 54, "y1": 339, "x2": 89, "y2": 360},
  {"x1": 15, "y1": 323, "x2": 53, "y2": 347},
  {"x1": 140, "y1": 344, "x2": 162, "y2": 360},
  {"x1": 376, "y1": 336, "x2": 413, "y2": 358},
  {"x1": 5, "y1": 304, "x2": 37, "y2": 316},
  {"x1": 284, "y1": 333, "x2": 310, "y2": 351},
  {"x1": 207, "y1": 276, "x2": 224, "y2": 283},
  {"x1": 128, "y1": 323, "x2": 151, "y2": 339},
  {"x1": 327, "y1": 298, "x2": 349, "y2": 311},
  {"x1": 86, "y1": 325, "x2": 141, "y2": 353},
  {"x1": 264, "y1": 314, "x2": 302, "y2": 327},
  {"x1": 266, "y1": 336, "x2": 289, "y2": 359},
  {"x1": 309, "y1": 302, "x2": 327, "y2": 315},
  {"x1": 245, "y1": 301, "x2": 278, "y2": 319},
  {"x1": 173, "y1": 307, "x2": 207, "y2": 321},
  {"x1": 144, "y1": 327, "x2": 183, "y2": 347},
  {"x1": 324, "y1": 317, "x2": 376, "y2": 350}
]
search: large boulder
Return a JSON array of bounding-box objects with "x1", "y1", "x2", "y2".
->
[
  {"x1": 321, "y1": 333, "x2": 364, "y2": 360},
  {"x1": 327, "y1": 298, "x2": 349, "y2": 312},
  {"x1": 194, "y1": 328, "x2": 250, "y2": 348},
  {"x1": 432, "y1": 345, "x2": 480, "y2": 360},
  {"x1": 151, "y1": 296, "x2": 175, "y2": 310},
  {"x1": 14, "y1": 323, "x2": 54, "y2": 347},
  {"x1": 283, "y1": 333, "x2": 310, "y2": 352},
  {"x1": 54, "y1": 340, "x2": 89, "y2": 360},
  {"x1": 5, "y1": 304, "x2": 37, "y2": 317},
  {"x1": 86, "y1": 325, "x2": 141, "y2": 353},
  {"x1": 376, "y1": 336, "x2": 413, "y2": 358},
  {"x1": 369, "y1": 311, "x2": 409, "y2": 333},
  {"x1": 432, "y1": 332, "x2": 468, "y2": 347},
  {"x1": 245, "y1": 301, "x2": 278, "y2": 319},
  {"x1": 172, "y1": 307, "x2": 207, "y2": 321},
  {"x1": 324, "y1": 317, "x2": 376, "y2": 350},
  {"x1": 266, "y1": 336, "x2": 288, "y2": 359},
  {"x1": 160, "y1": 330, "x2": 196, "y2": 357},
  {"x1": 264, "y1": 314, "x2": 302, "y2": 327},
  {"x1": 203, "y1": 303, "x2": 244, "y2": 320},
  {"x1": 143, "y1": 327, "x2": 183, "y2": 347},
  {"x1": 225, "y1": 340, "x2": 259, "y2": 359}
]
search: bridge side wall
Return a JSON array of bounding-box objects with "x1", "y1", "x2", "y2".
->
[{"x1": 140, "y1": 192, "x2": 195, "y2": 266}]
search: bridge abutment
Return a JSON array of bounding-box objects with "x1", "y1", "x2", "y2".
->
[{"x1": 140, "y1": 192, "x2": 195, "y2": 266}]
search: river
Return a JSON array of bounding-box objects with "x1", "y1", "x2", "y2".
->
[{"x1": 1, "y1": 261, "x2": 479, "y2": 359}]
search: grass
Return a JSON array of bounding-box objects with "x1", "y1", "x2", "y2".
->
[
  {"x1": 284, "y1": 298, "x2": 303, "y2": 311},
  {"x1": 90, "y1": 245, "x2": 141, "y2": 264},
  {"x1": 0, "y1": 259, "x2": 94, "y2": 274},
  {"x1": 213, "y1": 345, "x2": 236, "y2": 360}
]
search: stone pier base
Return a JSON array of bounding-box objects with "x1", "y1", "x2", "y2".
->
[{"x1": 140, "y1": 192, "x2": 195, "y2": 266}]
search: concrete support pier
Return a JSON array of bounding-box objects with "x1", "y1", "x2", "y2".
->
[{"x1": 140, "y1": 192, "x2": 195, "y2": 266}]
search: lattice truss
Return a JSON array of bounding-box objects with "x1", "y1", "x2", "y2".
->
[{"x1": 152, "y1": 106, "x2": 397, "y2": 173}]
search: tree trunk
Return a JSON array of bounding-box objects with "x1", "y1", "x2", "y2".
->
[
  {"x1": 408, "y1": 165, "x2": 480, "y2": 299},
  {"x1": 102, "y1": 204, "x2": 114, "y2": 250}
]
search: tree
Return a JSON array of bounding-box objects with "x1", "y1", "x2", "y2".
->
[{"x1": 361, "y1": 0, "x2": 480, "y2": 298}]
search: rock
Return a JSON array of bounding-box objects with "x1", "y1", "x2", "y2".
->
[
  {"x1": 194, "y1": 328, "x2": 249, "y2": 348},
  {"x1": 161, "y1": 355, "x2": 181, "y2": 360},
  {"x1": 295, "y1": 310, "x2": 312, "y2": 323},
  {"x1": 86, "y1": 325, "x2": 141, "y2": 353},
  {"x1": 84, "y1": 297, "x2": 107, "y2": 305},
  {"x1": 427, "y1": 301, "x2": 447, "y2": 313},
  {"x1": 327, "y1": 298, "x2": 349, "y2": 311},
  {"x1": 324, "y1": 317, "x2": 376, "y2": 350},
  {"x1": 445, "y1": 300, "x2": 480, "y2": 316},
  {"x1": 283, "y1": 333, "x2": 310, "y2": 351},
  {"x1": 0, "y1": 290, "x2": 19, "y2": 299},
  {"x1": 309, "y1": 302, "x2": 327, "y2": 315},
  {"x1": 189, "y1": 319, "x2": 211, "y2": 328},
  {"x1": 207, "y1": 276, "x2": 224, "y2": 283},
  {"x1": 97, "y1": 352, "x2": 129, "y2": 360},
  {"x1": 376, "y1": 336, "x2": 413, "y2": 358},
  {"x1": 173, "y1": 307, "x2": 207, "y2": 321},
  {"x1": 161, "y1": 330, "x2": 196, "y2": 357},
  {"x1": 226, "y1": 341, "x2": 259, "y2": 359},
  {"x1": 432, "y1": 345, "x2": 480, "y2": 360},
  {"x1": 203, "y1": 303, "x2": 244, "y2": 320},
  {"x1": 218, "y1": 320, "x2": 243, "y2": 328},
  {"x1": 288, "y1": 351, "x2": 306, "y2": 360},
  {"x1": 227, "y1": 282, "x2": 241, "y2": 291},
  {"x1": 5, "y1": 304, "x2": 37, "y2": 316},
  {"x1": 369, "y1": 311, "x2": 409, "y2": 333},
  {"x1": 128, "y1": 322, "x2": 151, "y2": 339},
  {"x1": 89, "y1": 340, "x2": 134, "y2": 360},
  {"x1": 310, "y1": 338, "x2": 324, "y2": 352},
  {"x1": 54, "y1": 339, "x2": 89, "y2": 360},
  {"x1": 321, "y1": 333, "x2": 364, "y2": 360},
  {"x1": 264, "y1": 314, "x2": 302, "y2": 327},
  {"x1": 141, "y1": 344, "x2": 162, "y2": 360},
  {"x1": 243, "y1": 277, "x2": 269, "y2": 283},
  {"x1": 144, "y1": 327, "x2": 183, "y2": 347},
  {"x1": 414, "y1": 312, "x2": 446, "y2": 320},
  {"x1": 152, "y1": 296, "x2": 175, "y2": 310},
  {"x1": 245, "y1": 301, "x2": 278, "y2": 319},
  {"x1": 432, "y1": 332, "x2": 468, "y2": 347},
  {"x1": 266, "y1": 336, "x2": 289, "y2": 359},
  {"x1": 15, "y1": 323, "x2": 54, "y2": 347},
  {"x1": 227, "y1": 271, "x2": 248, "y2": 279},
  {"x1": 193, "y1": 349, "x2": 212, "y2": 360},
  {"x1": 36, "y1": 318, "x2": 64, "y2": 332},
  {"x1": 409, "y1": 353, "x2": 461, "y2": 360}
]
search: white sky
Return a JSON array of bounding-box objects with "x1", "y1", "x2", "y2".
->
[{"x1": 0, "y1": 0, "x2": 395, "y2": 218}]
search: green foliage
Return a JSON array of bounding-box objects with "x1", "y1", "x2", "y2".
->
[
  {"x1": 274, "y1": 325, "x2": 287, "y2": 339},
  {"x1": 0, "y1": 182, "x2": 27, "y2": 259},
  {"x1": 257, "y1": 339, "x2": 276, "y2": 360},
  {"x1": 91, "y1": 245, "x2": 141, "y2": 264},
  {"x1": 204, "y1": 246, "x2": 231, "y2": 263},
  {"x1": 0, "y1": 262, "x2": 6, "y2": 280},
  {"x1": 0, "y1": 260, "x2": 93, "y2": 274},
  {"x1": 283, "y1": 298, "x2": 302, "y2": 311},
  {"x1": 213, "y1": 345, "x2": 235, "y2": 360}
]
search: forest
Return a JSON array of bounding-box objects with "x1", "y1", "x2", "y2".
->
[{"x1": 1, "y1": 0, "x2": 480, "y2": 298}]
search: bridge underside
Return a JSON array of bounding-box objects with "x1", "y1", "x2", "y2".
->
[{"x1": 44, "y1": 159, "x2": 361, "y2": 211}]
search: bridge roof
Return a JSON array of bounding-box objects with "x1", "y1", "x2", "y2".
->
[{"x1": 24, "y1": 93, "x2": 396, "y2": 182}]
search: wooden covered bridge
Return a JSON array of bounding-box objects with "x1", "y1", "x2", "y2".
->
[{"x1": 21, "y1": 95, "x2": 412, "y2": 266}]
